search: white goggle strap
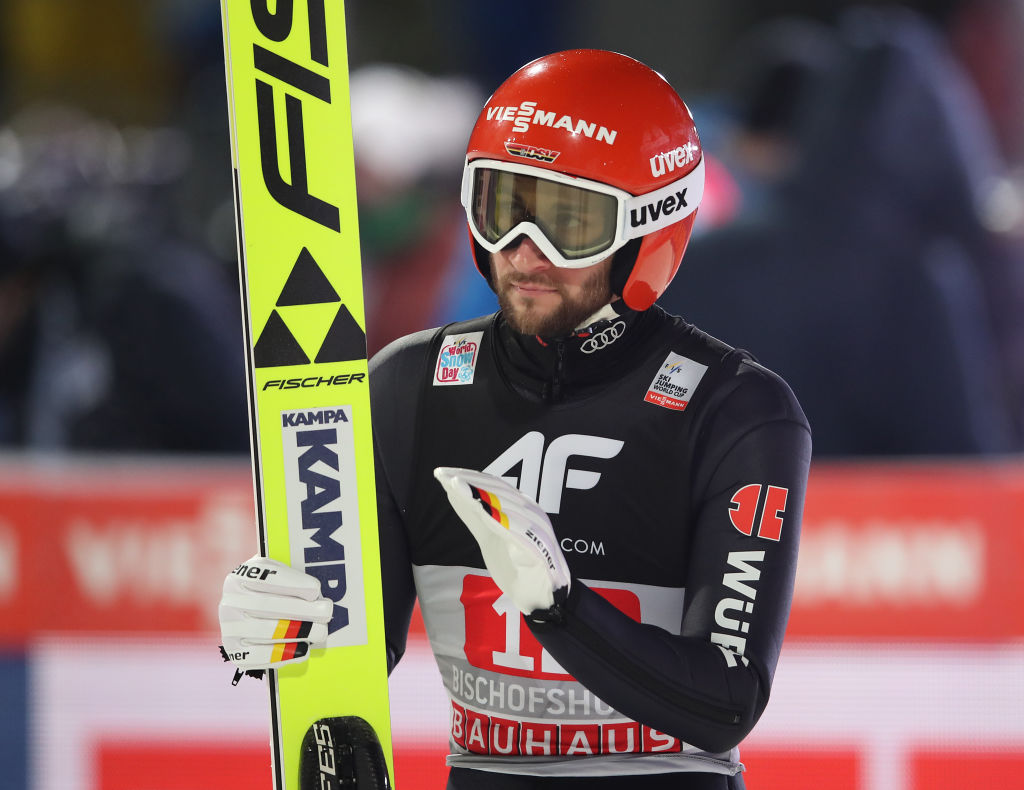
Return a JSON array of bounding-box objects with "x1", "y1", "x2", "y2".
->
[{"x1": 623, "y1": 156, "x2": 705, "y2": 240}]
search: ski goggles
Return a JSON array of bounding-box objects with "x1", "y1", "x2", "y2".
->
[{"x1": 461, "y1": 156, "x2": 705, "y2": 269}]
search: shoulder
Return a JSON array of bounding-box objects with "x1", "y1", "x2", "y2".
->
[
  {"x1": 369, "y1": 326, "x2": 439, "y2": 380},
  {"x1": 694, "y1": 351, "x2": 811, "y2": 461},
  {"x1": 655, "y1": 309, "x2": 808, "y2": 430},
  {"x1": 369, "y1": 314, "x2": 497, "y2": 399},
  {"x1": 727, "y1": 357, "x2": 808, "y2": 427}
]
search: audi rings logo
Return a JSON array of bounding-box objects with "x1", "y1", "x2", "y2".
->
[{"x1": 581, "y1": 321, "x2": 626, "y2": 354}]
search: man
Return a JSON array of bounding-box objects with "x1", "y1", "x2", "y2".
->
[{"x1": 221, "y1": 50, "x2": 811, "y2": 789}]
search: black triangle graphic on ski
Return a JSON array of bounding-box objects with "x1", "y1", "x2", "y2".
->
[
  {"x1": 276, "y1": 247, "x2": 341, "y2": 306},
  {"x1": 254, "y1": 310, "x2": 310, "y2": 367},
  {"x1": 315, "y1": 304, "x2": 367, "y2": 363}
]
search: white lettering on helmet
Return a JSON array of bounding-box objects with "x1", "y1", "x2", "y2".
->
[
  {"x1": 511, "y1": 101, "x2": 537, "y2": 133},
  {"x1": 486, "y1": 101, "x2": 618, "y2": 145},
  {"x1": 649, "y1": 142, "x2": 698, "y2": 177}
]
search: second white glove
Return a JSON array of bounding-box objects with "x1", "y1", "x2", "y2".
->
[
  {"x1": 434, "y1": 466, "x2": 571, "y2": 614},
  {"x1": 219, "y1": 554, "x2": 334, "y2": 672}
]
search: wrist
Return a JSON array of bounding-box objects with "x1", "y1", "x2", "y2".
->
[{"x1": 526, "y1": 582, "x2": 573, "y2": 626}]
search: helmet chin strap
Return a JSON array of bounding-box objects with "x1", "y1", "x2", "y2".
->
[{"x1": 573, "y1": 299, "x2": 625, "y2": 332}]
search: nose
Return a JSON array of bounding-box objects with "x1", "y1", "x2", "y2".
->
[{"x1": 506, "y1": 235, "x2": 553, "y2": 273}]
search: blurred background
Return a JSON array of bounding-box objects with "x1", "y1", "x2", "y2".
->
[{"x1": 0, "y1": 0, "x2": 1022, "y2": 788}]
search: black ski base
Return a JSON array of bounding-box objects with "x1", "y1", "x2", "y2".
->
[{"x1": 299, "y1": 716, "x2": 391, "y2": 789}]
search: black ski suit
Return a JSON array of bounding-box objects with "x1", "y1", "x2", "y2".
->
[{"x1": 369, "y1": 304, "x2": 811, "y2": 788}]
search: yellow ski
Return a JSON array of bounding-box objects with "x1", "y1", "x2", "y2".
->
[{"x1": 219, "y1": 1, "x2": 393, "y2": 787}]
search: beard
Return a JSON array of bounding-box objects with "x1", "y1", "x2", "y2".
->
[{"x1": 494, "y1": 262, "x2": 613, "y2": 337}]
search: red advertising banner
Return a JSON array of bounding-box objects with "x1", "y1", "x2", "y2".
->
[
  {"x1": 789, "y1": 461, "x2": 1024, "y2": 641},
  {"x1": 1, "y1": 457, "x2": 1022, "y2": 644},
  {"x1": 0, "y1": 458, "x2": 256, "y2": 645}
]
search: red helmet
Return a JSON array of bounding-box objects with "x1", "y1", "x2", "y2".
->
[{"x1": 462, "y1": 49, "x2": 704, "y2": 311}]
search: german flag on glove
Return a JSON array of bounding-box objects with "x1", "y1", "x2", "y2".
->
[
  {"x1": 272, "y1": 620, "x2": 314, "y2": 662},
  {"x1": 470, "y1": 485, "x2": 511, "y2": 528}
]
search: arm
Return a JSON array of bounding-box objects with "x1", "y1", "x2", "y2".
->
[
  {"x1": 369, "y1": 329, "x2": 437, "y2": 672},
  {"x1": 527, "y1": 366, "x2": 811, "y2": 753},
  {"x1": 374, "y1": 436, "x2": 417, "y2": 673}
]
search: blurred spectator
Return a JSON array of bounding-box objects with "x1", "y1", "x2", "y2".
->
[
  {"x1": 0, "y1": 103, "x2": 249, "y2": 453},
  {"x1": 943, "y1": 0, "x2": 1024, "y2": 428},
  {"x1": 946, "y1": 0, "x2": 1024, "y2": 166},
  {"x1": 706, "y1": 18, "x2": 842, "y2": 226},
  {"x1": 660, "y1": 8, "x2": 1022, "y2": 456},
  {"x1": 350, "y1": 64, "x2": 496, "y2": 355}
]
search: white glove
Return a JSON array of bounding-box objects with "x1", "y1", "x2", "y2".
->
[
  {"x1": 434, "y1": 466, "x2": 571, "y2": 614},
  {"x1": 219, "y1": 554, "x2": 333, "y2": 672}
]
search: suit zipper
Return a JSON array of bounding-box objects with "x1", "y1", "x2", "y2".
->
[{"x1": 550, "y1": 340, "x2": 566, "y2": 402}]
